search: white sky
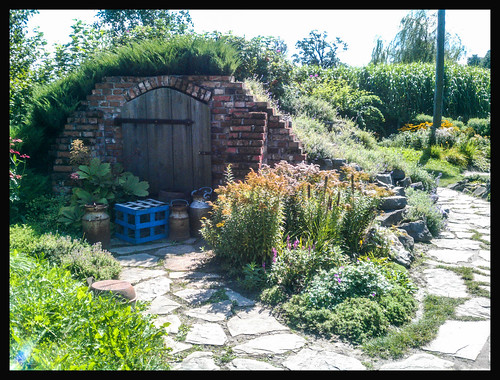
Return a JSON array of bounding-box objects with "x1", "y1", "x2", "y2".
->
[{"x1": 26, "y1": 9, "x2": 490, "y2": 67}]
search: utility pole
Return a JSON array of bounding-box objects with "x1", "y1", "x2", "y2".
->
[{"x1": 429, "y1": 9, "x2": 445, "y2": 146}]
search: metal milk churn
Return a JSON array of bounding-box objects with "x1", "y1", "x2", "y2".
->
[
  {"x1": 81, "y1": 203, "x2": 110, "y2": 249},
  {"x1": 189, "y1": 187, "x2": 212, "y2": 237},
  {"x1": 169, "y1": 199, "x2": 190, "y2": 241}
]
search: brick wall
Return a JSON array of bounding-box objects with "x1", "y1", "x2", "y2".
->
[{"x1": 50, "y1": 75, "x2": 306, "y2": 194}]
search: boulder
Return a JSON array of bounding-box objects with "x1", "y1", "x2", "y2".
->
[
  {"x1": 392, "y1": 186, "x2": 406, "y2": 196},
  {"x1": 378, "y1": 196, "x2": 407, "y2": 210},
  {"x1": 398, "y1": 220, "x2": 433, "y2": 242},
  {"x1": 331, "y1": 158, "x2": 347, "y2": 171},
  {"x1": 396, "y1": 229, "x2": 415, "y2": 251},
  {"x1": 391, "y1": 168, "x2": 406, "y2": 181},
  {"x1": 375, "y1": 180, "x2": 392, "y2": 190},
  {"x1": 472, "y1": 186, "x2": 487, "y2": 197},
  {"x1": 397, "y1": 177, "x2": 412, "y2": 188},
  {"x1": 378, "y1": 208, "x2": 406, "y2": 227},
  {"x1": 322, "y1": 158, "x2": 333, "y2": 169},
  {"x1": 386, "y1": 231, "x2": 414, "y2": 268},
  {"x1": 375, "y1": 173, "x2": 393, "y2": 186},
  {"x1": 409, "y1": 181, "x2": 425, "y2": 191}
]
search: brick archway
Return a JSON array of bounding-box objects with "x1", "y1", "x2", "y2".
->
[
  {"x1": 124, "y1": 75, "x2": 213, "y2": 104},
  {"x1": 51, "y1": 75, "x2": 306, "y2": 195}
]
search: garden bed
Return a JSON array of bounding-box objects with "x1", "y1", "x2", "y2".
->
[{"x1": 200, "y1": 161, "x2": 446, "y2": 345}]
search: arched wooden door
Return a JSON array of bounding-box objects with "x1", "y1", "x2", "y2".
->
[{"x1": 119, "y1": 87, "x2": 211, "y2": 195}]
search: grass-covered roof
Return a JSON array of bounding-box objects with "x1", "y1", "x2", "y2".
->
[{"x1": 19, "y1": 35, "x2": 241, "y2": 170}]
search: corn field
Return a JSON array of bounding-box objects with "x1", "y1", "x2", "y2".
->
[{"x1": 303, "y1": 63, "x2": 490, "y2": 134}]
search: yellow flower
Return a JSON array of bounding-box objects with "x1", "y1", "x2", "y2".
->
[{"x1": 216, "y1": 222, "x2": 225, "y2": 228}]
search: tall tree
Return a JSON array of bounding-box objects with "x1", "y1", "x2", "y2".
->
[
  {"x1": 429, "y1": 10, "x2": 445, "y2": 146},
  {"x1": 9, "y1": 10, "x2": 52, "y2": 129},
  {"x1": 370, "y1": 10, "x2": 465, "y2": 64},
  {"x1": 94, "y1": 9, "x2": 193, "y2": 40},
  {"x1": 293, "y1": 30, "x2": 347, "y2": 68},
  {"x1": 391, "y1": 10, "x2": 436, "y2": 63}
]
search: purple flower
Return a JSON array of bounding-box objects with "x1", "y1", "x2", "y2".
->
[
  {"x1": 293, "y1": 239, "x2": 299, "y2": 249},
  {"x1": 272, "y1": 248, "x2": 277, "y2": 263}
]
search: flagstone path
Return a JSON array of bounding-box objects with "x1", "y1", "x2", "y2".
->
[{"x1": 109, "y1": 187, "x2": 490, "y2": 371}]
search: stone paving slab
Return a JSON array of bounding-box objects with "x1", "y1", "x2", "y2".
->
[
  {"x1": 119, "y1": 267, "x2": 165, "y2": 284},
  {"x1": 184, "y1": 300, "x2": 233, "y2": 322},
  {"x1": 227, "y1": 307, "x2": 289, "y2": 336},
  {"x1": 163, "y1": 251, "x2": 207, "y2": 271},
  {"x1": 156, "y1": 244, "x2": 202, "y2": 256},
  {"x1": 115, "y1": 253, "x2": 160, "y2": 267},
  {"x1": 422, "y1": 320, "x2": 490, "y2": 360},
  {"x1": 185, "y1": 322, "x2": 227, "y2": 346},
  {"x1": 455, "y1": 297, "x2": 491, "y2": 319},
  {"x1": 162, "y1": 336, "x2": 192, "y2": 355},
  {"x1": 173, "y1": 288, "x2": 218, "y2": 305},
  {"x1": 423, "y1": 268, "x2": 469, "y2": 298},
  {"x1": 425, "y1": 249, "x2": 475, "y2": 264},
  {"x1": 233, "y1": 333, "x2": 306, "y2": 355},
  {"x1": 109, "y1": 241, "x2": 172, "y2": 256},
  {"x1": 145, "y1": 295, "x2": 180, "y2": 315},
  {"x1": 379, "y1": 353, "x2": 455, "y2": 370},
  {"x1": 226, "y1": 358, "x2": 282, "y2": 370},
  {"x1": 134, "y1": 276, "x2": 172, "y2": 301},
  {"x1": 172, "y1": 351, "x2": 219, "y2": 370},
  {"x1": 430, "y1": 238, "x2": 482, "y2": 251},
  {"x1": 282, "y1": 346, "x2": 366, "y2": 370},
  {"x1": 224, "y1": 288, "x2": 255, "y2": 306},
  {"x1": 153, "y1": 314, "x2": 182, "y2": 334}
]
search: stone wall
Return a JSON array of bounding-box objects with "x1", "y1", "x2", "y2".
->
[{"x1": 50, "y1": 75, "x2": 306, "y2": 195}]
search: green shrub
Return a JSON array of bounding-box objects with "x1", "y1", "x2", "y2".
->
[
  {"x1": 411, "y1": 113, "x2": 433, "y2": 124},
  {"x1": 239, "y1": 262, "x2": 267, "y2": 291},
  {"x1": 9, "y1": 225, "x2": 121, "y2": 281},
  {"x1": 467, "y1": 117, "x2": 490, "y2": 136},
  {"x1": 260, "y1": 285, "x2": 288, "y2": 306},
  {"x1": 280, "y1": 293, "x2": 390, "y2": 344},
  {"x1": 268, "y1": 240, "x2": 346, "y2": 295},
  {"x1": 201, "y1": 168, "x2": 286, "y2": 272},
  {"x1": 277, "y1": 258, "x2": 418, "y2": 344},
  {"x1": 305, "y1": 260, "x2": 393, "y2": 310},
  {"x1": 404, "y1": 188, "x2": 445, "y2": 237},
  {"x1": 443, "y1": 147, "x2": 468, "y2": 168},
  {"x1": 339, "y1": 190, "x2": 380, "y2": 258},
  {"x1": 289, "y1": 94, "x2": 338, "y2": 122},
  {"x1": 331, "y1": 297, "x2": 389, "y2": 344},
  {"x1": 58, "y1": 156, "x2": 149, "y2": 229},
  {"x1": 22, "y1": 194, "x2": 73, "y2": 234},
  {"x1": 378, "y1": 285, "x2": 418, "y2": 326},
  {"x1": 10, "y1": 250, "x2": 169, "y2": 370},
  {"x1": 202, "y1": 162, "x2": 388, "y2": 276}
]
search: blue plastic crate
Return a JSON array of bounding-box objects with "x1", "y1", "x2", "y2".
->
[{"x1": 114, "y1": 199, "x2": 169, "y2": 244}]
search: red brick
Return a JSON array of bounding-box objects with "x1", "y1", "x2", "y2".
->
[
  {"x1": 230, "y1": 125, "x2": 253, "y2": 132},
  {"x1": 212, "y1": 95, "x2": 231, "y2": 102}
]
